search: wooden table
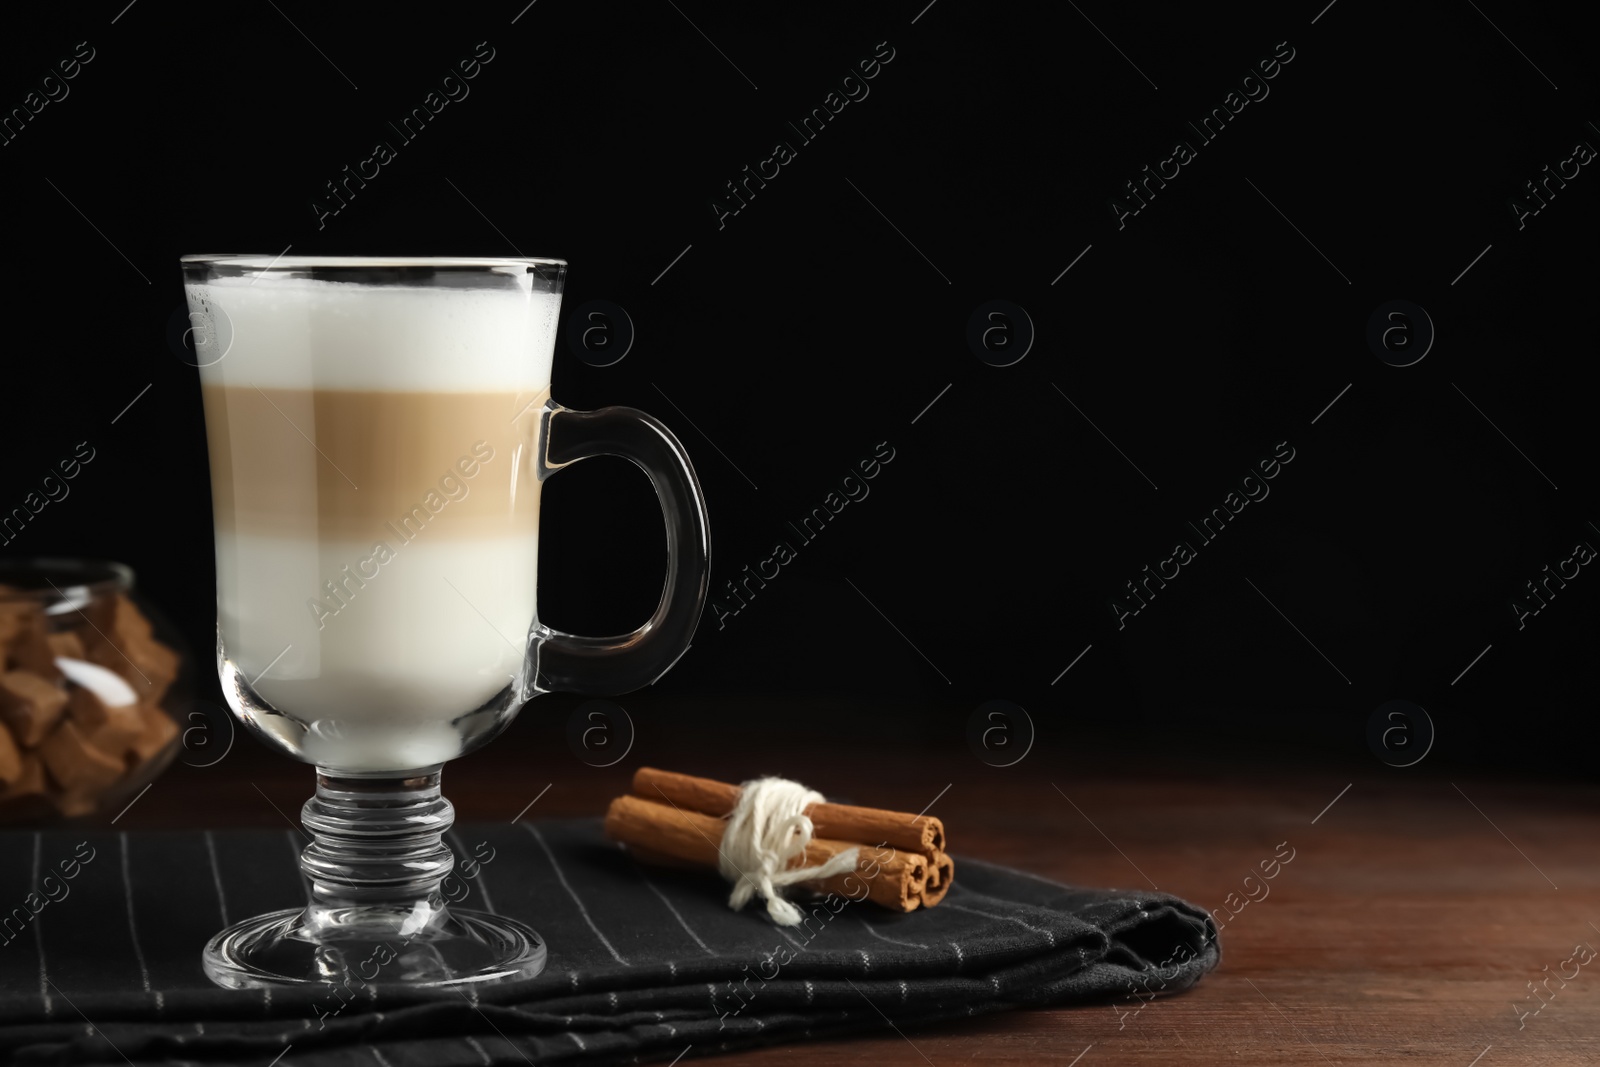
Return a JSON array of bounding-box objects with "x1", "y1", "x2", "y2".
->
[{"x1": 128, "y1": 705, "x2": 1599, "y2": 1066}]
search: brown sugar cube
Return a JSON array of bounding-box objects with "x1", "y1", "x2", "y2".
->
[
  {"x1": 110, "y1": 595, "x2": 154, "y2": 639},
  {"x1": 38, "y1": 718, "x2": 125, "y2": 793},
  {"x1": 76, "y1": 591, "x2": 135, "y2": 639},
  {"x1": 81, "y1": 594, "x2": 153, "y2": 659},
  {"x1": 47, "y1": 631, "x2": 87, "y2": 661},
  {"x1": 130, "y1": 636, "x2": 179, "y2": 702},
  {"x1": 51, "y1": 788, "x2": 101, "y2": 819},
  {"x1": 66, "y1": 683, "x2": 130, "y2": 732},
  {"x1": 0, "y1": 720, "x2": 20, "y2": 786},
  {"x1": 76, "y1": 691, "x2": 144, "y2": 759},
  {"x1": 88, "y1": 632, "x2": 179, "y2": 705},
  {"x1": 0, "y1": 670, "x2": 69, "y2": 747},
  {"x1": 0, "y1": 756, "x2": 54, "y2": 823},
  {"x1": 8, "y1": 620, "x2": 62, "y2": 682},
  {"x1": 0, "y1": 753, "x2": 46, "y2": 802},
  {"x1": 0, "y1": 603, "x2": 35, "y2": 649},
  {"x1": 89, "y1": 724, "x2": 138, "y2": 763},
  {"x1": 128, "y1": 703, "x2": 179, "y2": 766}
]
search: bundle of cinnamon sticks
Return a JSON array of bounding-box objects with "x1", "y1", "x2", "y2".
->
[{"x1": 605, "y1": 767, "x2": 953, "y2": 913}]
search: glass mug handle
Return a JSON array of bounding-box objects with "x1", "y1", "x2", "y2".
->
[{"x1": 533, "y1": 401, "x2": 711, "y2": 694}]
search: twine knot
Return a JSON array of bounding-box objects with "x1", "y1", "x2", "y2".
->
[{"x1": 717, "y1": 776, "x2": 859, "y2": 926}]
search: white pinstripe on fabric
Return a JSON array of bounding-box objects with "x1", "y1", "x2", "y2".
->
[
  {"x1": 119, "y1": 834, "x2": 154, "y2": 995},
  {"x1": 945, "y1": 901, "x2": 1057, "y2": 946},
  {"x1": 202, "y1": 830, "x2": 230, "y2": 926},
  {"x1": 855, "y1": 915, "x2": 930, "y2": 950},
  {"x1": 32, "y1": 832, "x2": 51, "y2": 1017},
  {"x1": 521, "y1": 824, "x2": 628, "y2": 966},
  {"x1": 640, "y1": 876, "x2": 717, "y2": 956}
]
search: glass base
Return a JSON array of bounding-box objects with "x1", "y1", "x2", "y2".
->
[
  {"x1": 202, "y1": 769, "x2": 546, "y2": 991},
  {"x1": 202, "y1": 906, "x2": 546, "y2": 990}
]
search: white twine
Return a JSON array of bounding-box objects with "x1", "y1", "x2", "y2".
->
[{"x1": 717, "y1": 776, "x2": 859, "y2": 926}]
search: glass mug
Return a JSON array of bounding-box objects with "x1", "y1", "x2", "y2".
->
[{"x1": 180, "y1": 255, "x2": 710, "y2": 989}]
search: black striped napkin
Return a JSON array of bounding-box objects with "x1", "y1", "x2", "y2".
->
[{"x1": 0, "y1": 821, "x2": 1219, "y2": 1065}]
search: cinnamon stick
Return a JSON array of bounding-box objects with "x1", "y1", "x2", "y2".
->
[
  {"x1": 632, "y1": 766, "x2": 945, "y2": 855},
  {"x1": 921, "y1": 851, "x2": 955, "y2": 907},
  {"x1": 605, "y1": 793, "x2": 926, "y2": 912}
]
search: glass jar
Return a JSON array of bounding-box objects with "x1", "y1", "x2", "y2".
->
[{"x1": 0, "y1": 558, "x2": 188, "y2": 823}]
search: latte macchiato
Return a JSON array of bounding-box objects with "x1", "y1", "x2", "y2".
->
[
  {"x1": 188, "y1": 254, "x2": 712, "y2": 993},
  {"x1": 188, "y1": 273, "x2": 559, "y2": 768}
]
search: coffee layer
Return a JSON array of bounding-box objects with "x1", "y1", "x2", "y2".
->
[{"x1": 203, "y1": 386, "x2": 547, "y2": 541}]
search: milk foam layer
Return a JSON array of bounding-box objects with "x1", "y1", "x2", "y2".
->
[{"x1": 187, "y1": 274, "x2": 558, "y2": 392}]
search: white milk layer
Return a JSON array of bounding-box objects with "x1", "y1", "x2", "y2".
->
[
  {"x1": 218, "y1": 531, "x2": 539, "y2": 768},
  {"x1": 187, "y1": 273, "x2": 559, "y2": 392}
]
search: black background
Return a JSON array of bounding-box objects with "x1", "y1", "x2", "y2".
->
[{"x1": 2, "y1": 1, "x2": 1596, "y2": 779}]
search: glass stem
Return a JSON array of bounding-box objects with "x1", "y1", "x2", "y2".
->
[{"x1": 298, "y1": 769, "x2": 456, "y2": 938}]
